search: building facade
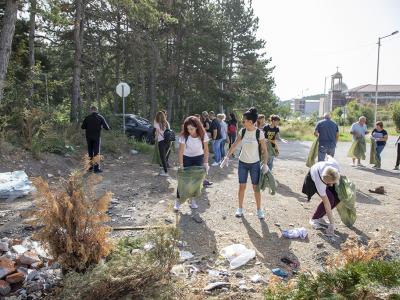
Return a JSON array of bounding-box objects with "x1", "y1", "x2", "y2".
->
[{"x1": 346, "y1": 84, "x2": 400, "y2": 105}]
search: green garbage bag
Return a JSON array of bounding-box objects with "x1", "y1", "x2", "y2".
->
[
  {"x1": 256, "y1": 165, "x2": 277, "y2": 195},
  {"x1": 306, "y1": 139, "x2": 319, "y2": 168},
  {"x1": 335, "y1": 176, "x2": 357, "y2": 227},
  {"x1": 370, "y1": 138, "x2": 378, "y2": 166},
  {"x1": 347, "y1": 136, "x2": 366, "y2": 160},
  {"x1": 267, "y1": 140, "x2": 277, "y2": 158},
  {"x1": 177, "y1": 166, "x2": 206, "y2": 204},
  {"x1": 151, "y1": 142, "x2": 161, "y2": 165}
]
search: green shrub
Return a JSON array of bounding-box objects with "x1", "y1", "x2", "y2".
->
[
  {"x1": 391, "y1": 101, "x2": 400, "y2": 130},
  {"x1": 265, "y1": 260, "x2": 400, "y2": 300}
]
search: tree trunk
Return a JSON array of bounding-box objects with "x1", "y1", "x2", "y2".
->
[
  {"x1": 149, "y1": 39, "x2": 159, "y2": 121},
  {"x1": 113, "y1": 10, "x2": 121, "y2": 114},
  {"x1": 71, "y1": 0, "x2": 84, "y2": 122},
  {"x1": 0, "y1": 0, "x2": 19, "y2": 102},
  {"x1": 28, "y1": 0, "x2": 36, "y2": 100}
]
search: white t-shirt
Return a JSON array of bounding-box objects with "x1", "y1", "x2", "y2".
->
[
  {"x1": 350, "y1": 122, "x2": 367, "y2": 141},
  {"x1": 179, "y1": 134, "x2": 210, "y2": 157},
  {"x1": 154, "y1": 121, "x2": 170, "y2": 142},
  {"x1": 238, "y1": 128, "x2": 265, "y2": 164},
  {"x1": 220, "y1": 121, "x2": 228, "y2": 139},
  {"x1": 310, "y1": 156, "x2": 340, "y2": 197}
]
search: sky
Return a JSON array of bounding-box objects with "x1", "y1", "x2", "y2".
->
[{"x1": 252, "y1": 0, "x2": 400, "y2": 100}]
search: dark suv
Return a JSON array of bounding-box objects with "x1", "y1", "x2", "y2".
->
[{"x1": 123, "y1": 114, "x2": 155, "y2": 144}]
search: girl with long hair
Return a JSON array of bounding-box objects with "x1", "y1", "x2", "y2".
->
[
  {"x1": 175, "y1": 116, "x2": 210, "y2": 211},
  {"x1": 154, "y1": 111, "x2": 170, "y2": 176}
]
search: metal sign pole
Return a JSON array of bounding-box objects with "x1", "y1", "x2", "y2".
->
[{"x1": 122, "y1": 85, "x2": 126, "y2": 135}]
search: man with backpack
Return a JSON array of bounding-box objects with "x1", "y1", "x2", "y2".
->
[{"x1": 81, "y1": 106, "x2": 110, "y2": 173}]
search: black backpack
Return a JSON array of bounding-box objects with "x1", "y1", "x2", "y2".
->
[{"x1": 163, "y1": 125, "x2": 176, "y2": 143}]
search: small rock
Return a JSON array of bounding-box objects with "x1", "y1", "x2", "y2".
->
[
  {"x1": 0, "y1": 242, "x2": 9, "y2": 252},
  {"x1": 27, "y1": 270, "x2": 39, "y2": 282},
  {"x1": 274, "y1": 223, "x2": 281, "y2": 227},
  {"x1": 239, "y1": 284, "x2": 250, "y2": 291},
  {"x1": 222, "y1": 216, "x2": 227, "y2": 220},
  {"x1": 235, "y1": 272, "x2": 244, "y2": 278},
  {"x1": 164, "y1": 218, "x2": 173, "y2": 224},
  {"x1": 0, "y1": 280, "x2": 11, "y2": 296},
  {"x1": 11, "y1": 245, "x2": 27, "y2": 255},
  {"x1": 0, "y1": 257, "x2": 16, "y2": 279},
  {"x1": 19, "y1": 251, "x2": 41, "y2": 265},
  {"x1": 47, "y1": 174, "x2": 54, "y2": 178},
  {"x1": 317, "y1": 242, "x2": 325, "y2": 249},
  {"x1": 6, "y1": 272, "x2": 25, "y2": 284},
  {"x1": 289, "y1": 223, "x2": 294, "y2": 227},
  {"x1": 204, "y1": 282, "x2": 231, "y2": 291},
  {"x1": 223, "y1": 275, "x2": 229, "y2": 282},
  {"x1": 158, "y1": 200, "x2": 165, "y2": 204}
]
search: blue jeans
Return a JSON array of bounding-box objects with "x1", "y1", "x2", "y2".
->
[
  {"x1": 212, "y1": 139, "x2": 223, "y2": 163},
  {"x1": 318, "y1": 145, "x2": 336, "y2": 162},
  {"x1": 238, "y1": 161, "x2": 260, "y2": 185},
  {"x1": 375, "y1": 145, "x2": 385, "y2": 167},
  {"x1": 220, "y1": 139, "x2": 226, "y2": 158}
]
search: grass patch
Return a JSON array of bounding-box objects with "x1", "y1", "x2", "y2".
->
[
  {"x1": 60, "y1": 227, "x2": 183, "y2": 300},
  {"x1": 128, "y1": 138, "x2": 154, "y2": 155},
  {"x1": 265, "y1": 260, "x2": 400, "y2": 300}
]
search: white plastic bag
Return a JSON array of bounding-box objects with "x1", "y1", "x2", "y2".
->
[
  {"x1": 0, "y1": 171, "x2": 35, "y2": 200},
  {"x1": 220, "y1": 244, "x2": 256, "y2": 269}
]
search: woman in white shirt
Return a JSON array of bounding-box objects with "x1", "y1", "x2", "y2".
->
[
  {"x1": 154, "y1": 111, "x2": 170, "y2": 176},
  {"x1": 222, "y1": 107, "x2": 269, "y2": 219},
  {"x1": 302, "y1": 156, "x2": 340, "y2": 236},
  {"x1": 174, "y1": 116, "x2": 210, "y2": 211}
]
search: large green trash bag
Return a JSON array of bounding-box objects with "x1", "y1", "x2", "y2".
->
[
  {"x1": 256, "y1": 165, "x2": 277, "y2": 195},
  {"x1": 335, "y1": 175, "x2": 357, "y2": 227},
  {"x1": 267, "y1": 141, "x2": 277, "y2": 157},
  {"x1": 306, "y1": 139, "x2": 319, "y2": 168},
  {"x1": 177, "y1": 166, "x2": 206, "y2": 204},
  {"x1": 347, "y1": 136, "x2": 366, "y2": 160},
  {"x1": 151, "y1": 142, "x2": 161, "y2": 165},
  {"x1": 369, "y1": 138, "x2": 378, "y2": 165}
]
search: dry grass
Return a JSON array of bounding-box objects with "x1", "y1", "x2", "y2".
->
[
  {"x1": 327, "y1": 236, "x2": 387, "y2": 268},
  {"x1": 60, "y1": 227, "x2": 183, "y2": 300},
  {"x1": 32, "y1": 156, "x2": 113, "y2": 271}
]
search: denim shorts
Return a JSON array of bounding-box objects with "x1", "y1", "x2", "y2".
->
[{"x1": 238, "y1": 160, "x2": 260, "y2": 185}]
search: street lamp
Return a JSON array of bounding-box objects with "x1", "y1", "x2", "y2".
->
[{"x1": 374, "y1": 30, "x2": 398, "y2": 124}]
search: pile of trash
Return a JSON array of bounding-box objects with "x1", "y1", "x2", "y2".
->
[
  {"x1": 0, "y1": 171, "x2": 35, "y2": 200},
  {"x1": 0, "y1": 237, "x2": 62, "y2": 299}
]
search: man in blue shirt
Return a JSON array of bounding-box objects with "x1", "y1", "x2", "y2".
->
[{"x1": 314, "y1": 113, "x2": 339, "y2": 161}]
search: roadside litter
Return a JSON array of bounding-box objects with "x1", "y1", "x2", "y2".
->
[
  {"x1": 220, "y1": 244, "x2": 256, "y2": 269},
  {"x1": 0, "y1": 171, "x2": 35, "y2": 200},
  {"x1": 282, "y1": 227, "x2": 308, "y2": 239}
]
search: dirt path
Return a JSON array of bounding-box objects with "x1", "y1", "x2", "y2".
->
[{"x1": 1, "y1": 139, "x2": 399, "y2": 298}]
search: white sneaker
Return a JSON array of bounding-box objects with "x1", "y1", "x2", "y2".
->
[
  {"x1": 211, "y1": 162, "x2": 220, "y2": 167},
  {"x1": 173, "y1": 201, "x2": 180, "y2": 212},
  {"x1": 190, "y1": 200, "x2": 198, "y2": 209},
  {"x1": 314, "y1": 218, "x2": 329, "y2": 227},
  {"x1": 350, "y1": 162, "x2": 356, "y2": 167},
  {"x1": 159, "y1": 170, "x2": 169, "y2": 177},
  {"x1": 257, "y1": 209, "x2": 265, "y2": 220},
  {"x1": 309, "y1": 218, "x2": 324, "y2": 229},
  {"x1": 235, "y1": 208, "x2": 244, "y2": 217}
]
